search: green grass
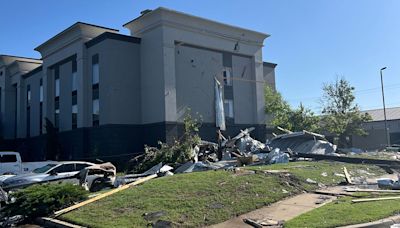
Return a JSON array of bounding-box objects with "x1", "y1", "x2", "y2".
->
[
  {"x1": 285, "y1": 193, "x2": 400, "y2": 228},
  {"x1": 61, "y1": 161, "x2": 386, "y2": 227},
  {"x1": 247, "y1": 161, "x2": 385, "y2": 190}
]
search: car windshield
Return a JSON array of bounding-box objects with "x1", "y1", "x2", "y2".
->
[{"x1": 32, "y1": 164, "x2": 57, "y2": 174}]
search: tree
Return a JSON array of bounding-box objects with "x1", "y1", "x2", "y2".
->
[
  {"x1": 320, "y1": 77, "x2": 371, "y2": 147},
  {"x1": 264, "y1": 85, "x2": 320, "y2": 132},
  {"x1": 264, "y1": 85, "x2": 291, "y2": 128},
  {"x1": 288, "y1": 103, "x2": 320, "y2": 132}
]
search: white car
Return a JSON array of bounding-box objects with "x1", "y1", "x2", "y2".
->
[{"x1": 1, "y1": 161, "x2": 95, "y2": 190}]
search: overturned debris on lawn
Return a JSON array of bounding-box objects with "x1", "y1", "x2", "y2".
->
[
  {"x1": 268, "y1": 130, "x2": 338, "y2": 156},
  {"x1": 377, "y1": 176, "x2": 400, "y2": 190},
  {"x1": 79, "y1": 162, "x2": 117, "y2": 192}
]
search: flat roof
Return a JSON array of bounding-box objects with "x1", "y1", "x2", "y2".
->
[{"x1": 362, "y1": 107, "x2": 400, "y2": 121}]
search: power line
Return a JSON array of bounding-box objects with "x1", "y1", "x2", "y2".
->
[{"x1": 286, "y1": 83, "x2": 400, "y2": 102}]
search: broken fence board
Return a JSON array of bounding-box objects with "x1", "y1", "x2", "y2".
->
[
  {"x1": 346, "y1": 188, "x2": 400, "y2": 193},
  {"x1": 343, "y1": 167, "x2": 352, "y2": 184},
  {"x1": 352, "y1": 196, "x2": 400, "y2": 203},
  {"x1": 54, "y1": 174, "x2": 158, "y2": 217}
]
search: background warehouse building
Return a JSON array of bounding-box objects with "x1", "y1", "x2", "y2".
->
[{"x1": 0, "y1": 7, "x2": 276, "y2": 162}]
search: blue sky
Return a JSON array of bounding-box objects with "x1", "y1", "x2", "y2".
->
[{"x1": 1, "y1": 0, "x2": 399, "y2": 113}]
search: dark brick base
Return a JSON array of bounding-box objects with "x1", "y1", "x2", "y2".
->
[{"x1": 1, "y1": 122, "x2": 267, "y2": 169}]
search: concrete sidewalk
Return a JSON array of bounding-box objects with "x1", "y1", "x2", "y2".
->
[{"x1": 208, "y1": 186, "x2": 344, "y2": 228}]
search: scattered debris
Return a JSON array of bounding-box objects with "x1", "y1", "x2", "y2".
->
[
  {"x1": 268, "y1": 130, "x2": 338, "y2": 156},
  {"x1": 321, "y1": 172, "x2": 328, "y2": 177},
  {"x1": 334, "y1": 173, "x2": 345, "y2": 177},
  {"x1": 306, "y1": 178, "x2": 317, "y2": 184},
  {"x1": 208, "y1": 202, "x2": 224, "y2": 209},
  {"x1": 343, "y1": 167, "x2": 353, "y2": 184},
  {"x1": 377, "y1": 177, "x2": 400, "y2": 190},
  {"x1": 143, "y1": 211, "x2": 167, "y2": 221},
  {"x1": 79, "y1": 162, "x2": 117, "y2": 192},
  {"x1": 314, "y1": 195, "x2": 331, "y2": 204},
  {"x1": 54, "y1": 174, "x2": 158, "y2": 217},
  {"x1": 243, "y1": 218, "x2": 263, "y2": 228},
  {"x1": 267, "y1": 148, "x2": 289, "y2": 164}
]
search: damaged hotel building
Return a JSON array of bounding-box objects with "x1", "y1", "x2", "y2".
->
[{"x1": 0, "y1": 8, "x2": 276, "y2": 160}]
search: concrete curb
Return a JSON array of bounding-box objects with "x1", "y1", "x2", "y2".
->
[
  {"x1": 338, "y1": 214, "x2": 400, "y2": 228},
  {"x1": 36, "y1": 217, "x2": 86, "y2": 228}
]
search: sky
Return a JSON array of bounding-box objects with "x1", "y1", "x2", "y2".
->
[{"x1": 1, "y1": 0, "x2": 399, "y2": 113}]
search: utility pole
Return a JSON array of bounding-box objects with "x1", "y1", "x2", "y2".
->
[{"x1": 380, "y1": 67, "x2": 390, "y2": 147}]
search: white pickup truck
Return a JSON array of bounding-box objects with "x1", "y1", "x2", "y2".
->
[{"x1": 0, "y1": 151, "x2": 58, "y2": 175}]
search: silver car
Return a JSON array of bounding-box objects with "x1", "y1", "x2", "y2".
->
[{"x1": 1, "y1": 161, "x2": 95, "y2": 190}]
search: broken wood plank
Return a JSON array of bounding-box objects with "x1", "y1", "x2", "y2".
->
[
  {"x1": 352, "y1": 196, "x2": 400, "y2": 203},
  {"x1": 314, "y1": 190, "x2": 354, "y2": 197},
  {"x1": 243, "y1": 218, "x2": 263, "y2": 228},
  {"x1": 54, "y1": 174, "x2": 158, "y2": 217},
  {"x1": 277, "y1": 126, "x2": 292, "y2": 134},
  {"x1": 343, "y1": 167, "x2": 352, "y2": 184},
  {"x1": 346, "y1": 188, "x2": 400, "y2": 193}
]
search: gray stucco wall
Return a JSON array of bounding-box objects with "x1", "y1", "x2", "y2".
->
[
  {"x1": 352, "y1": 119, "x2": 400, "y2": 150},
  {"x1": 24, "y1": 70, "x2": 43, "y2": 137},
  {"x1": 139, "y1": 27, "x2": 166, "y2": 124},
  {"x1": 87, "y1": 38, "x2": 141, "y2": 125},
  {"x1": 175, "y1": 45, "x2": 258, "y2": 125},
  {"x1": 175, "y1": 45, "x2": 223, "y2": 122},
  {"x1": 263, "y1": 64, "x2": 276, "y2": 89},
  {"x1": 232, "y1": 55, "x2": 256, "y2": 124}
]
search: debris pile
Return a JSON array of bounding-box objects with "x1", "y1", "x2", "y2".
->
[{"x1": 268, "y1": 130, "x2": 338, "y2": 156}]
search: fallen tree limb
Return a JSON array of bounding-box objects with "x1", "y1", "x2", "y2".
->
[
  {"x1": 352, "y1": 196, "x2": 400, "y2": 203},
  {"x1": 54, "y1": 174, "x2": 158, "y2": 217}
]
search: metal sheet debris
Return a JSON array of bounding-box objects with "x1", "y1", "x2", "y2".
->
[{"x1": 268, "y1": 130, "x2": 338, "y2": 156}]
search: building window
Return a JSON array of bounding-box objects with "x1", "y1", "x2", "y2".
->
[
  {"x1": 39, "y1": 78, "x2": 43, "y2": 134},
  {"x1": 55, "y1": 67, "x2": 60, "y2": 97},
  {"x1": 92, "y1": 54, "x2": 99, "y2": 126},
  {"x1": 54, "y1": 67, "x2": 60, "y2": 131},
  {"x1": 39, "y1": 80, "x2": 43, "y2": 103},
  {"x1": 72, "y1": 60, "x2": 78, "y2": 129},
  {"x1": 223, "y1": 68, "x2": 232, "y2": 86},
  {"x1": 27, "y1": 84, "x2": 31, "y2": 106},
  {"x1": 224, "y1": 99, "x2": 234, "y2": 119},
  {"x1": 72, "y1": 104, "x2": 78, "y2": 129},
  {"x1": 92, "y1": 55, "x2": 99, "y2": 85},
  {"x1": 92, "y1": 99, "x2": 99, "y2": 126},
  {"x1": 72, "y1": 60, "x2": 78, "y2": 92}
]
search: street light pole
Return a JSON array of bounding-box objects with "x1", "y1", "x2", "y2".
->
[{"x1": 380, "y1": 67, "x2": 390, "y2": 147}]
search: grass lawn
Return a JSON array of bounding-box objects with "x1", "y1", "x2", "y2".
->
[
  {"x1": 246, "y1": 161, "x2": 385, "y2": 190},
  {"x1": 60, "y1": 161, "x2": 386, "y2": 227},
  {"x1": 285, "y1": 193, "x2": 400, "y2": 228}
]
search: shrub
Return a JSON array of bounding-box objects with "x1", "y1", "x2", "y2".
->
[
  {"x1": 132, "y1": 111, "x2": 202, "y2": 173},
  {"x1": 4, "y1": 183, "x2": 87, "y2": 221}
]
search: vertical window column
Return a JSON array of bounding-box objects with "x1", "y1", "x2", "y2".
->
[
  {"x1": 39, "y1": 78, "x2": 43, "y2": 134},
  {"x1": 92, "y1": 54, "x2": 99, "y2": 127},
  {"x1": 54, "y1": 67, "x2": 60, "y2": 131},
  {"x1": 26, "y1": 84, "x2": 31, "y2": 137},
  {"x1": 72, "y1": 60, "x2": 78, "y2": 129},
  {"x1": 222, "y1": 53, "x2": 234, "y2": 123}
]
